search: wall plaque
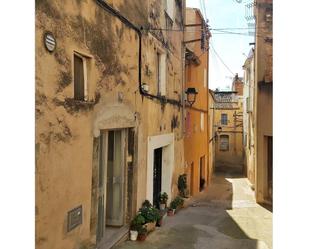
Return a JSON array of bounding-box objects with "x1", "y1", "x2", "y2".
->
[{"x1": 67, "y1": 205, "x2": 82, "y2": 232}]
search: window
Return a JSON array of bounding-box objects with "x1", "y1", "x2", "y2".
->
[
  {"x1": 220, "y1": 135, "x2": 229, "y2": 151},
  {"x1": 221, "y1": 113, "x2": 228, "y2": 125},
  {"x1": 157, "y1": 52, "x2": 166, "y2": 96},
  {"x1": 74, "y1": 53, "x2": 88, "y2": 101}
]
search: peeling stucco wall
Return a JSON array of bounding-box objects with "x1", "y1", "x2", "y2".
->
[{"x1": 36, "y1": 1, "x2": 185, "y2": 249}]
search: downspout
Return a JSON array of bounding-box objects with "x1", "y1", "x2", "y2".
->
[{"x1": 96, "y1": 0, "x2": 204, "y2": 110}]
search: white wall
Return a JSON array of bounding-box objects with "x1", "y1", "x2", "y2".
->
[{"x1": 146, "y1": 133, "x2": 174, "y2": 204}]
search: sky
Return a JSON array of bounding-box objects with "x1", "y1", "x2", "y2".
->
[{"x1": 186, "y1": 0, "x2": 254, "y2": 90}]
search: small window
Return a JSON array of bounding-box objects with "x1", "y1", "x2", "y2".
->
[
  {"x1": 220, "y1": 135, "x2": 229, "y2": 151},
  {"x1": 221, "y1": 113, "x2": 228, "y2": 125},
  {"x1": 74, "y1": 53, "x2": 88, "y2": 101},
  {"x1": 157, "y1": 52, "x2": 166, "y2": 96}
]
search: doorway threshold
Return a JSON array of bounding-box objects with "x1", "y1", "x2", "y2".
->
[{"x1": 97, "y1": 225, "x2": 129, "y2": 249}]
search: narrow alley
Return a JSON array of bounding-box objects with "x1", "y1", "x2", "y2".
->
[
  {"x1": 33, "y1": 1, "x2": 273, "y2": 249},
  {"x1": 115, "y1": 171, "x2": 272, "y2": 249}
]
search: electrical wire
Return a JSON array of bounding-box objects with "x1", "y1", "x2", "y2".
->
[{"x1": 209, "y1": 43, "x2": 235, "y2": 76}]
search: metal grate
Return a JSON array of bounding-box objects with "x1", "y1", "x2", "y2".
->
[{"x1": 67, "y1": 205, "x2": 83, "y2": 232}]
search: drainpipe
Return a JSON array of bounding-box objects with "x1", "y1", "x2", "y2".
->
[{"x1": 96, "y1": 0, "x2": 199, "y2": 110}]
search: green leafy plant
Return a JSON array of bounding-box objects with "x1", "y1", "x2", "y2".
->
[
  {"x1": 130, "y1": 213, "x2": 145, "y2": 231},
  {"x1": 142, "y1": 200, "x2": 152, "y2": 208},
  {"x1": 178, "y1": 174, "x2": 187, "y2": 197},
  {"x1": 159, "y1": 192, "x2": 168, "y2": 204},
  {"x1": 138, "y1": 226, "x2": 147, "y2": 236},
  {"x1": 170, "y1": 199, "x2": 178, "y2": 210},
  {"x1": 139, "y1": 205, "x2": 160, "y2": 223},
  {"x1": 174, "y1": 196, "x2": 184, "y2": 207}
]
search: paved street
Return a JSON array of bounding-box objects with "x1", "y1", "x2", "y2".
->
[{"x1": 115, "y1": 172, "x2": 272, "y2": 249}]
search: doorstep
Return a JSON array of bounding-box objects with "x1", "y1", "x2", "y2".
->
[{"x1": 97, "y1": 225, "x2": 129, "y2": 249}]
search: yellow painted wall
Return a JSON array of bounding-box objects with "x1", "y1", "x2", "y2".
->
[
  {"x1": 184, "y1": 8, "x2": 210, "y2": 196},
  {"x1": 36, "y1": 1, "x2": 186, "y2": 249},
  {"x1": 214, "y1": 97, "x2": 244, "y2": 173}
]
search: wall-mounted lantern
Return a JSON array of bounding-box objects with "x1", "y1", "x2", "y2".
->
[
  {"x1": 217, "y1": 126, "x2": 222, "y2": 133},
  {"x1": 185, "y1": 87, "x2": 198, "y2": 106}
]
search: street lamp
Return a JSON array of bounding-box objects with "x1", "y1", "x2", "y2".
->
[{"x1": 185, "y1": 87, "x2": 198, "y2": 107}]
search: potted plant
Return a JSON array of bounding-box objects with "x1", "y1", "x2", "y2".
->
[
  {"x1": 167, "y1": 199, "x2": 178, "y2": 216},
  {"x1": 139, "y1": 200, "x2": 160, "y2": 232},
  {"x1": 159, "y1": 192, "x2": 168, "y2": 210},
  {"x1": 137, "y1": 227, "x2": 148, "y2": 241},
  {"x1": 156, "y1": 209, "x2": 166, "y2": 227},
  {"x1": 178, "y1": 174, "x2": 188, "y2": 197},
  {"x1": 174, "y1": 196, "x2": 184, "y2": 213},
  {"x1": 130, "y1": 214, "x2": 145, "y2": 241}
]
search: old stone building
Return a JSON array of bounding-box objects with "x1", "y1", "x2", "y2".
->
[
  {"x1": 184, "y1": 7, "x2": 211, "y2": 196},
  {"x1": 213, "y1": 89, "x2": 244, "y2": 174},
  {"x1": 253, "y1": 0, "x2": 273, "y2": 204},
  {"x1": 35, "y1": 1, "x2": 187, "y2": 248}
]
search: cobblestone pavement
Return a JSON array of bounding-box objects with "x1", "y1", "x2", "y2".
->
[{"x1": 114, "y1": 172, "x2": 272, "y2": 249}]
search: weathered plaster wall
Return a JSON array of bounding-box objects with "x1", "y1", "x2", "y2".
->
[{"x1": 36, "y1": 1, "x2": 185, "y2": 249}]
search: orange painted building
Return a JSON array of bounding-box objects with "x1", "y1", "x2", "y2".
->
[{"x1": 184, "y1": 8, "x2": 211, "y2": 196}]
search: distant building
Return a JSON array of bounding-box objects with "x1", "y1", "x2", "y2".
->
[{"x1": 213, "y1": 89, "x2": 244, "y2": 174}]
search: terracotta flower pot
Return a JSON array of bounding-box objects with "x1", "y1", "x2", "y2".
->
[
  {"x1": 167, "y1": 209, "x2": 175, "y2": 216},
  {"x1": 137, "y1": 234, "x2": 147, "y2": 241}
]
